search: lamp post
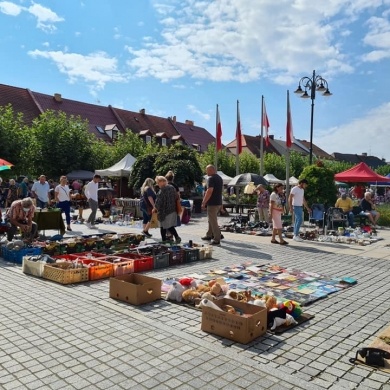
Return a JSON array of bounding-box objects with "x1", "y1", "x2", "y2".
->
[{"x1": 294, "y1": 70, "x2": 332, "y2": 165}]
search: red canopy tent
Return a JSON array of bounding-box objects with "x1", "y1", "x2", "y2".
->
[{"x1": 334, "y1": 162, "x2": 389, "y2": 182}]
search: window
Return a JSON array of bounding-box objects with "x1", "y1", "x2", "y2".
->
[
  {"x1": 96, "y1": 126, "x2": 105, "y2": 134},
  {"x1": 161, "y1": 138, "x2": 167, "y2": 146},
  {"x1": 146, "y1": 135, "x2": 152, "y2": 144}
]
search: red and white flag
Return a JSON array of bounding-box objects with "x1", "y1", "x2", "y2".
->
[
  {"x1": 262, "y1": 99, "x2": 270, "y2": 147},
  {"x1": 236, "y1": 100, "x2": 242, "y2": 154},
  {"x1": 286, "y1": 90, "x2": 293, "y2": 148},
  {"x1": 216, "y1": 105, "x2": 222, "y2": 151}
]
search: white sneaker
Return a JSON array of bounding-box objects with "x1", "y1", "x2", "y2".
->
[
  {"x1": 90, "y1": 225, "x2": 98, "y2": 229},
  {"x1": 86, "y1": 222, "x2": 92, "y2": 228},
  {"x1": 293, "y1": 235, "x2": 304, "y2": 242}
]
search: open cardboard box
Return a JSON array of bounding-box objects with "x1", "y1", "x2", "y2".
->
[
  {"x1": 201, "y1": 298, "x2": 267, "y2": 344},
  {"x1": 109, "y1": 273, "x2": 161, "y2": 305}
]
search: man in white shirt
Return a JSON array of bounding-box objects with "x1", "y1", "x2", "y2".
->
[
  {"x1": 288, "y1": 179, "x2": 311, "y2": 242},
  {"x1": 84, "y1": 174, "x2": 101, "y2": 229},
  {"x1": 31, "y1": 175, "x2": 51, "y2": 208}
]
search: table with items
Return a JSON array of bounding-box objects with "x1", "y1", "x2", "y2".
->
[{"x1": 33, "y1": 210, "x2": 66, "y2": 235}]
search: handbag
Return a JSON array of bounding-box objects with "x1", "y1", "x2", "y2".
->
[
  {"x1": 149, "y1": 212, "x2": 159, "y2": 229},
  {"x1": 176, "y1": 198, "x2": 183, "y2": 215}
]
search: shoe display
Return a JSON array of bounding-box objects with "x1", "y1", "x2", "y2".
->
[
  {"x1": 210, "y1": 240, "x2": 221, "y2": 246},
  {"x1": 293, "y1": 235, "x2": 304, "y2": 242},
  {"x1": 201, "y1": 236, "x2": 212, "y2": 241}
]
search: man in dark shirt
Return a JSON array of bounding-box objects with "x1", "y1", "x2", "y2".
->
[{"x1": 201, "y1": 165, "x2": 223, "y2": 245}]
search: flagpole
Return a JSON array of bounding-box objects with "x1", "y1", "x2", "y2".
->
[
  {"x1": 215, "y1": 104, "x2": 218, "y2": 170},
  {"x1": 285, "y1": 90, "x2": 291, "y2": 212},
  {"x1": 260, "y1": 95, "x2": 264, "y2": 176},
  {"x1": 235, "y1": 99, "x2": 240, "y2": 176}
]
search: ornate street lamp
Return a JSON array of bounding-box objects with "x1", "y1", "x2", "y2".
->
[{"x1": 294, "y1": 70, "x2": 332, "y2": 164}]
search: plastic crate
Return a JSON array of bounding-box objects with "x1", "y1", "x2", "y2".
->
[
  {"x1": 43, "y1": 262, "x2": 89, "y2": 284},
  {"x1": 67, "y1": 252, "x2": 106, "y2": 259},
  {"x1": 153, "y1": 253, "x2": 170, "y2": 269},
  {"x1": 2, "y1": 247, "x2": 42, "y2": 264},
  {"x1": 183, "y1": 248, "x2": 200, "y2": 263},
  {"x1": 168, "y1": 246, "x2": 184, "y2": 266},
  {"x1": 76, "y1": 259, "x2": 113, "y2": 280},
  {"x1": 102, "y1": 256, "x2": 135, "y2": 276},
  {"x1": 133, "y1": 256, "x2": 154, "y2": 273},
  {"x1": 65, "y1": 242, "x2": 86, "y2": 254},
  {"x1": 22, "y1": 256, "x2": 45, "y2": 277}
]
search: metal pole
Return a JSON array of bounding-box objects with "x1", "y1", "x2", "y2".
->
[{"x1": 309, "y1": 70, "x2": 316, "y2": 165}]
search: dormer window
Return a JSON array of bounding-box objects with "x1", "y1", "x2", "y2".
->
[
  {"x1": 96, "y1": 126, "x2": 105, "y2": 134},
  {"x1": 146, "y1": 135, "x2": 152, "y2": 143},
  {"x1": 193, "y1": 144, "x2": 201, "y2": 152},
  {"x1": 105, "y1": 124, "x2": 119, "y2": 140}
]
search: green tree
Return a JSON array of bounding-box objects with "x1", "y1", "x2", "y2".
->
[
  {"x1": 263, "y1": 153, "x2": 285, "y2": 179},
  {"x1": 154, "y1": 144, "x2": 203, "y2": 194},
  {"x1": 239, "y1": 151, "x2": 260, "y2": 175},
  {"x1": 198, "y1": 144, "x2": 236, "y2": 177},
  {"x1": 128, "y1": 153, "x2": 159, "y2": 192},
  {"x1": 0, "y1": 104, "x2": 34, "y2": 176},
  {"x1": 29, "y1": 110, "x2": 101, "y2": 178},
  {"x1": 299, "y1": 163, "x2": 337, "y2": 208}
]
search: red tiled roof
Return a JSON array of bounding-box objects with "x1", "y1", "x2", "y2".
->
[
  {"x1": 0, "y1": 84, "x2": 42, "y2": 125},
  {"x1": 173, "y1": 121, "x2": 216, "y2": 152},
  {"x1": 31, "y1": 92, "x2": 124, "y2": 141},
  {"x1": 113, "y1": 108, "x2": 179, "y2": 138}
]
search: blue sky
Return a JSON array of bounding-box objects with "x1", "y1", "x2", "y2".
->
[{"x1": 1, "y1": 0, "x2": 390, "y2": 161}]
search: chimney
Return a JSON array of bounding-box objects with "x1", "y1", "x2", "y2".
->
[
  {"x1": 362, "y1": 152, "x2": 367, "y2": 156},
  {"x1": 185, "y1": 120, "x2": 194, "y2": 126},
  {"x1": 139, "y1": 108, "x2": 145, "y2": 115},
  {"x1": 54, "y1": 93, "x2": 62, "y2": 103},
  {"x1": 172, "y1": 116, "x2": 176, "y2": 124}
]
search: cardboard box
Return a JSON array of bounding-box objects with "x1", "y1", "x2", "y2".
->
[
  {"x1": 201, "y1": 298, "x2": 267, "y2": 344},
  {"x1": 109, "y1": 274, "x2": 162, "y2": 305}
]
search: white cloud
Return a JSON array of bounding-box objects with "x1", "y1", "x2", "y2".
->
[
  {"x1": 316, "y1": 102, "x2": 390, "y2": 160},
  {"x1": 0, "y1": 1, "x2": 22, "y2": 16},
  {"x1": 187, "y1": 104, "x2": 210, "y2": 120},
  {"x1": 27, "y1": 3, "x2": 64, "y2": 32},
  {"x1": 0, "y1": 1, "x2": 63, "y2": 32},
  {"x1": 125, "y1": 0, "x2": 387, "y2": 83},
  {"x1": 27, "y1": 49, "x2": 127, "y2": 92}
]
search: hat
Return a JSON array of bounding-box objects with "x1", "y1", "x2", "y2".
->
[{"x1": 341, "y1": 193, "x2": 347, "y2": 199}]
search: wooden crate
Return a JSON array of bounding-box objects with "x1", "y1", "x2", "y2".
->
[{"x1": 43, "y1": 262, "x2": 89, "y2": 285}]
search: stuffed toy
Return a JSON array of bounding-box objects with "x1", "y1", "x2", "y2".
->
[
  {"x1": 280, "y1": 300, "x2": 302, "y2": 319},
  {"x1": 166, "y1": 281, "x2": 185, "y2": 302},
  {"x1": 178, "y1": 277, "x2": 196, "y2": 288},
  {"x1": 182, "y1": 289, "x2": 201, "y2": 304}
]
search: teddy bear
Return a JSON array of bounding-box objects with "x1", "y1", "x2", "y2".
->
[
  {"x1": 181, "y1": 288, "x2": 202, "y2": 304},
  {"x1": 166, "y1": 281, "x2": 185, "y2": 302}
]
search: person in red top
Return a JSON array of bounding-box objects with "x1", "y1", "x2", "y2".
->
[
  {"x1": 351, "y1": 184, "x2": 365, "y2": 200},
  {"x1": 6, "y1": 197, "x2": 37, "y2": 241}
]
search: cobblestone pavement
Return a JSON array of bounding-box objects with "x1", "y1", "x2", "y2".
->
[{"x1": 1, "y1": 214, "x2": 390, "y2": 390}]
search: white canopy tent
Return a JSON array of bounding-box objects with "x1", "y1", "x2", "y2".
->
[
  {"x1": 288, "y1": 176, "x2": 299, "y2": 185},
  {"x1": 264, "y1": 174, "x2": 284, "y2": 184},
  {"x1": 95, "y1": 153, "x2": 136, "y2": 177},
  {"x1": 204, "y1": 171, "x2": 233, "y2": 185}
]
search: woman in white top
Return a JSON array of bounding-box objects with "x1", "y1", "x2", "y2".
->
[
  {"x1": 270, "y1": 183, "x2": 288, "y2": 245},
  {"x1": 55, "y1": 176, "x2": 72, "y2": 232}
]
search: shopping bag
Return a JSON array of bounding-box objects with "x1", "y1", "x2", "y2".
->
[{"x1": 150, "y1": 212, "x2": 159, "y2": 229}]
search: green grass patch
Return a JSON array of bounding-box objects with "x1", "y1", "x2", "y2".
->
[{"x1": 377, "y1": 204, "x2": 390, "y2": 227}]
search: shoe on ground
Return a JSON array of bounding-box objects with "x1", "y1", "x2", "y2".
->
[
  {"x1": 176, "y1": 237, "x2": 181, "y2": 244},
  {"x1": 66, "y1": 226, "x2": 72, "y2": 231},
  {"x1": 293, "y1": 235, "x2": 304, "y2": 242},
  {"x1": 201, "y1": 236, "x2": 212, "y2": 241},
  {"x1": 210, "y1": 240, "x2": 220, "y2": 246},
  {"x1": 89, "y1": 224, "x2": 98, "y2": 229},
  {"x1": 280, "y1": 240, "x2": 289, "y2": 245},
  {"x1": 143, "y1": 231, "x2": 152, "y2": 238},
  {"x1": 86, "y1": 222, "x2": 92, "y2": 228}
]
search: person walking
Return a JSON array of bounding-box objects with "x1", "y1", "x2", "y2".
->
[
  {"x1": 6, "y1": 179, "x2": 18, "y2": 207},
  {"x1": 84, "y1": 174, "x2": 101, "y2": 229},
  {"x1": 140, "y1": 178, "x2": 156, "y2": 238},
  {"x1": 153, "y1": 176, "x2": 181, "y2": 243},
  {"x1": 270, "y1": 183, "x2": 288, "y2": 245},
  {"x1": 31, "y1": 175, "x2": 51, "y2": 208},
  {"x1": 55, "y1": 176, "x2": 72, "y2": 232},
  {"x1": 288, "y1": 179, "x2": 311, "y2": 242},
  {"x1": 201, "y1": 165, "x2": 223, "y2": 246}
]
